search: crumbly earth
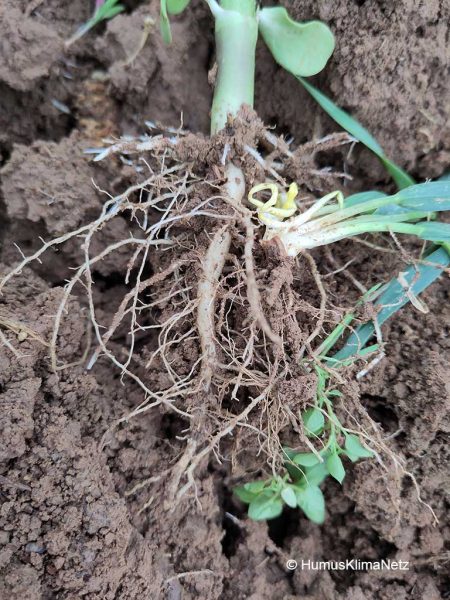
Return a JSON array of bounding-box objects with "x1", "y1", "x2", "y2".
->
[{"x1": 0, "y1": 1, "x2": 449, "y2": 599}]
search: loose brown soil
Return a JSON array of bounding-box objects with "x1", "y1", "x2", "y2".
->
[{"x1": 0, "y1": 2, "x2": 449, "y2": 599}]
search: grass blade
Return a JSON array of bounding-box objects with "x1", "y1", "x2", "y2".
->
[
  {"x1": 394, "y1": 181, "x2": 450, "y2": 211},
  {"x1": 298, "y1": 77, "x2": 415, "y2": 189},
  {"x1": 330, "y1": 246, "x2": 450, "y2": 362}
]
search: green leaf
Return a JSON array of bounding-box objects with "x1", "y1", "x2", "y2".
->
[
  {"x1": 407, "y1": 221, "x2": 450, "y2": 242},
  {"x1": 167, "y1": 0, "x2": 191, "y2": 14},
  {"x1": 160, "y1": 0, "x2": 172, "y2": 44},
  {"x1": 293, "y1": 453, "x2": 321, "y2": 467},
  {"x1": 332, "y1": 245, "x2": 450, "y2": 362},
  {"x1": 234, "y1": 480, "x2": 268, "y2": 503},
  {"x1": 281, "y1": 486, "x2": 298, "y2": 508},
  {"x1": 298, "y1": 77, "x2": 415, "y2": 190},
  {"x1": 282, "y1": 447, "x2": 297, "y2": 461},
  {"x1": 304, "y1": 461, "x2": 329, "y2": 486},
  {"x1": 259, "y1": 7, "x2": 335, "y2": 77},
  {"x1": 344, "y1": 191, "x2": 388, "y2": 209},
  {"x1": 234, "y1": 486, "x2": 257, "y2": 504},
  {"x1": 302, "y1": 408, "x2": 325, "y2": 436},
  {"x1": 295, "y1": 485, "x2": 326, "y2": 524},
  {"x1": 395, "y1": 181, "x2": 450, "y2": 212},
  {"x1": 94, "y1": 0, "x2": 124, "y2": 22},
  {"x1": 285, "y1": 461, "x2": 305, "y2": 482},
  {"x1": 344, "y1": 434, "x2": 374, "y2": 459},
  {"x1": 326, "y1": 452, "x2": 345, "y2": 483},
  {"x1": 248, "y1": 493, "x2": 284, "y2": 520},
  {"x1": 380, "y1": 157, "x2": 416, "y2": 190}
]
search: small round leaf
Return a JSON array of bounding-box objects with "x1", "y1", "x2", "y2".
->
[{"x1": 258, "y1": 7, "x2": 335, "y2": 77}]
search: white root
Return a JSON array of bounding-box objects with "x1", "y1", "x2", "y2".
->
[
  {"x1": 197, "y1": 225, "x2": 231, "y2": 391},
  {"x1": 196, "y1": 164, "x2": 246, "y2": 391}
]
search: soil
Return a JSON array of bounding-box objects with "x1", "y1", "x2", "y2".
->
[{"x1": 0, "y1": 1, "x2": 449, "y2": 599}]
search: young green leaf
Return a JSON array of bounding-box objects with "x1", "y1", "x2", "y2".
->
[
  {"x1": 92, "y1": 0, "x2": 124, "y2": 24},
  {"x1": 258, "y1": 7, "x2": 335, "y2": 77},
  {"x1": 248, "y1": 493, "x2": 284, "y2": 520},
  {"x1": 343, "y1": 191, "x2": 388, "y2": 209},
  {"x1": 281, "y1": 486, "x2": 298, "y2": 508},
  {"x1": 298, "y1": 77, "x2": 415, "y2": 190},
  {"x1": 160, "y1": 0, "x2": 173, "y2": 44},
  {"x1": 167, "y1": 0, "x2": 191, "y2": 14},
  {"x1": 295, "y1": 485, "x2": 326, "y2": 524},
  {"x1": 285, "y1": 461, "x2": 305, "y2": 482},
  {"x1": 293, "y1": 452, "x2": 321, "y2": 467},
  {"x1": 403, "y1": 221, "x2": 450, "y2": 242},
  {"x1": 394, "y1": 181, "x2": 450, "y2": 212},
  {"x1": 303, "y1": 461, "x2": 329, "y2": 486},
  {"x1": 326, "y1": 452, "x2": 345, "y2": 483},
  {"x1": 302, "y1": 407, "x2": 325, "y2": 436},
  {"x1": 66, "y1": 0, "x2": 124, "y2": 46},
  {"x1": 331, "y1": 245, "x2": 450, "y2": 362},
  {"x1": 282, "y1": 447, "x2": 297, "y2": 462},
  {"x1": 344, "y1": 434, "x2": 374, "y2": 459},
  {"x1": 234, "y1": 486, "x2": 257, "y2": 504},
  {"x1": 234, "y1": 480, "x2": 267, "y2": 503}
]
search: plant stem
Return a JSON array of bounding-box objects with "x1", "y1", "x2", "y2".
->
[{"x1": 210, "y1": 0, "x2": 258, "y2": 134}]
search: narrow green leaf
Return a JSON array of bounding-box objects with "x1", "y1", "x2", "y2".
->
[
  {"x1": 345, "y1": 434, "x2": 374, "y2": 459},
  {"x1": 344, "y1": 191, "x2": 388, "y2": 208},
  {"x1": 326, "y1": 452, "x2": 345, "y2": 483},
  {"x1": 419, "y1": 222, "x2": 450, "y2": 242},
  {"x1": 379, "y1": 156, "x2": 416, "y2": 190},
  {"x1": 395, "y1": 181, "x2": 450, "y2": 212},
  {"x1": 295, "y1": 485, "x2": 326, "y2": 524},
  {"x1": 95, "y1": 0, "x2": 124, "y2": 22},
  {"x1": 331, "y1": 246, "x2": 450, "y2": 362},
  {"x1": 248, "y1": 493, "x2": 284, "y2": 520},
  {"x1": 298, "y1": 77, "x2": 415, "y2": 189},
  {"x1": 167, "y1": 0, "x2": 191, "y2": 14},
  {"x1": 160, "y1": 0, "x2": 172, "y2": 44},
  {"x1": 259, "y1": 7, "x2": 335, "y2": 77},
  {"x1": 302, "y1": 408, "x2": 325, "y2": 436},
  {"x1": 293, "y1": 453, "x2": 321, "y2": 467},
  {"x1": 281, "y1": 486, "x2": 298, "y2": 508}
]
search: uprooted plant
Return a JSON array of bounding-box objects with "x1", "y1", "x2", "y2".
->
[{"x1": 2, "y1": 0, "x2": 450, "y2": 525}]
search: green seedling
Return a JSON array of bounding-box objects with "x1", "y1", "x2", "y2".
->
[
  {"x1": 7, "y1": 0, "x2": 446, "y2": 526},
  {"x1": 235, "y1": 364, "x2": 374, "y2": 522},
  {"x1": 250, "y1": 180, "x2": 450, "y2": 256},
  {"x1": 235, "y1": 242, "x2": 449, "y2": 522},
  {"x1": 298, "y1": 78, "x2": 415, "y2": 189},
  {"x1": 66, "y1": 0, "x2": 124, "y2": 46},
  {"x1": 330, "y1": 244, "x2": 450, "y2": 364},
  {"x1": 160, "y1": 0, "x2": 335, "y2": 133}
]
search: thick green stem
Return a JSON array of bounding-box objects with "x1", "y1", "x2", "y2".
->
[{"x1": 210, "y1": 0, "x2": 258, "y2": 134}]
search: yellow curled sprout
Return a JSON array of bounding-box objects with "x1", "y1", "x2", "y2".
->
[{"x1": 248, "y1": 181, "x2": 299, "y2": 224}]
